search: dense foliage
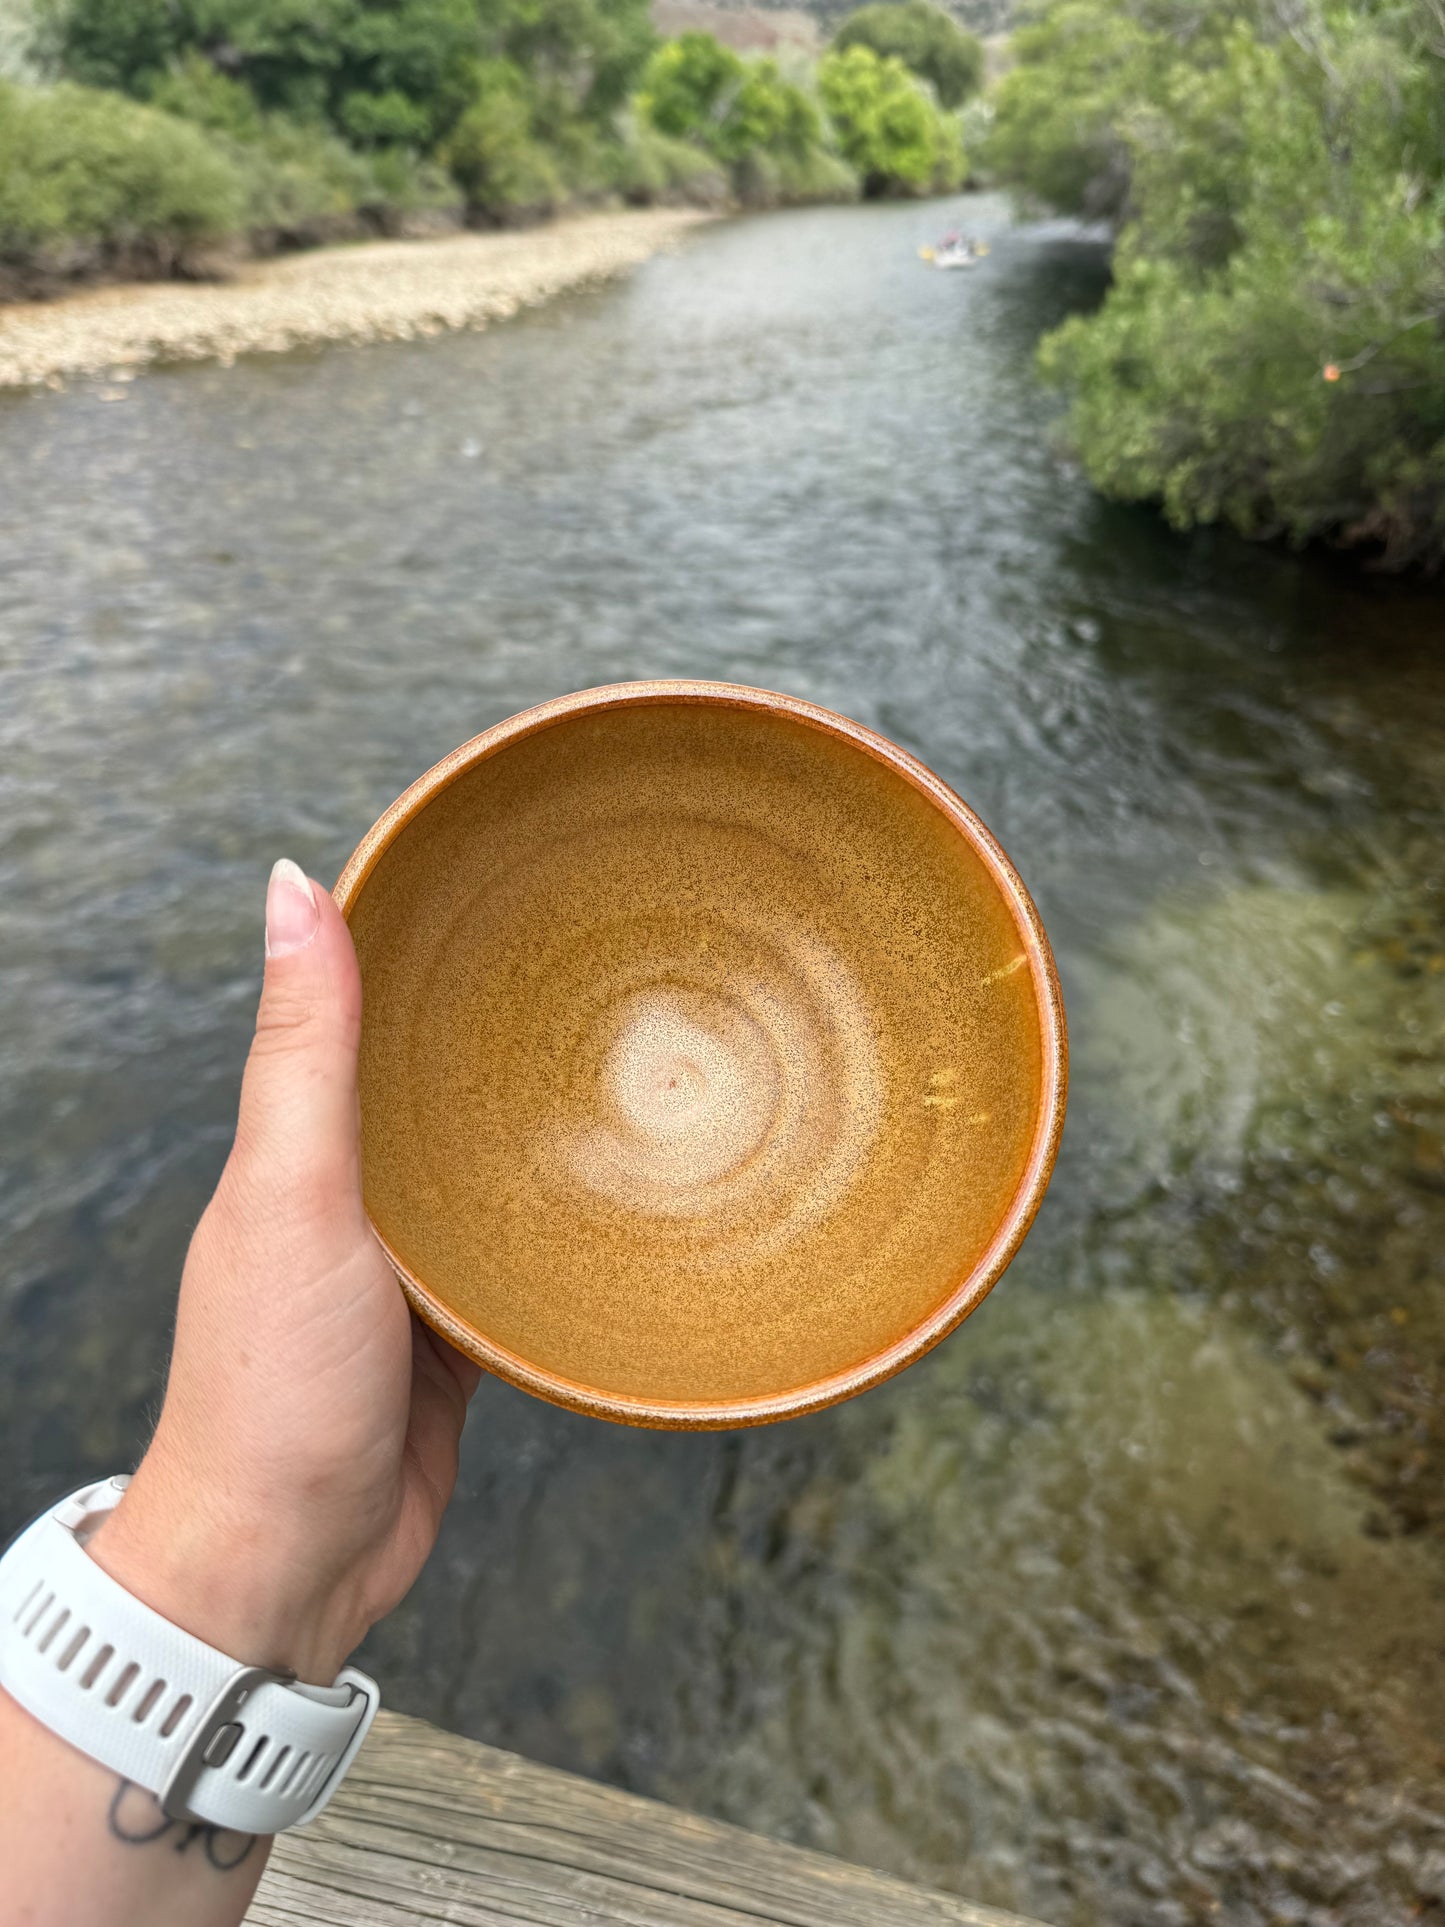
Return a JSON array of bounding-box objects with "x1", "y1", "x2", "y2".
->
[
  {"x1": 989, "y1": 0, "x2": 1445, "y2": 567},
  {"x1": 819, "y1": 43, "x2": 965, "y2": 192},
  {"x1": 636, "y1": 28, "x2": 962, "y2": 198},
  {"x1": 0, "y1": 75, "x2": 242, "y2": 267},
  {"x1": 0, "y1": 0, "x2": 974, "y2": 281},
  {"x1": 634, "y1": 31, "x2": 859, "y2": 200},
  {"x1": 639, "y1": 33, "x2": 817, "y2": 166},
  {"x1": 36, "y1": 0, "x2": 654, "y2": 144},
  {"x1": 833, "y1": 0, "x2": 984, "y2": 109},
  {"x1": 33, "y1": 0, "x2": 659, "y2": 219}
]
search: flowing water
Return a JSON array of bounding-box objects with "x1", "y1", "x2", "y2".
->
[{"x1": 3, "y1": 195, "x2": 1444, "y2": 1925}]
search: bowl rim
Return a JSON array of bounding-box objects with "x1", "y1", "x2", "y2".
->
[{"x1": 334, "y1": 678, "x2": 1068, "y2": 1429}]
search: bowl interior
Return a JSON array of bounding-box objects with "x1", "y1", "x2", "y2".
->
[{"x1": 341, "y1": 690, "x2": 1061, "y2": 1423}]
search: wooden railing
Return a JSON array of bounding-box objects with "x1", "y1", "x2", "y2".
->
[{"x1": 248, "y1": 1709, "x2": 1050, "y2": 1926}]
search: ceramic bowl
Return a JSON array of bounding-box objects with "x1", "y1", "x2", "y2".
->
[{"x1": 335, "y1": 681, "x2": 1066, "y2": 1428}]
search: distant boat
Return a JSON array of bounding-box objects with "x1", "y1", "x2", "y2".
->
[{"x1": 919, "y1": 239, "x2": 991, "y2": 271}]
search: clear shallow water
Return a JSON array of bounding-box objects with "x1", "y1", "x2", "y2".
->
[{"x1": 3, "y1": 195, "x2": 1444, "y2": 1925}]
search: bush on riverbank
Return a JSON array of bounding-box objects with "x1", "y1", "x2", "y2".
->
[
  {"x1": 988, "y1": 0, "x2": 1445, "y2": 569},
  {"x1": 638, "y1": 31, "x2": 961, "y2": 202},
  {"x1": 832, "y1": 0, "x2": 984, "y2": 111},
  {"x1": 0, "y1": 71, "x2": 465, "y2": 294},
  {"x1": 819, "y1": 44, "x2": 965, "y2": 196},
  {"x1": 2, "y1": 1, "x2": 973, "y2": 293},
  {"x1": 636, "y1": 33, "x2": 866, "y2": 204},
  {"x1": 32, "y1": 0, "x2": 667, "y2": 234},
  {"x1": 148, "y1": 53, "x2": 459, "y2": 236},
  {"x1": 0, "y1": 77, "x2": 244, "y2": 291},
  {"x1": 607, "y1": 116, "x2": 732, "y2": 207}
]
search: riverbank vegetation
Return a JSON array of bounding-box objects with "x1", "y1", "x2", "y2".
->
[
  {"x1": 0, "y1": 0, "x2": 979, "y2": 297},
  {"x1": 988, "y1": 0, "x2": 1445, "y2": 569}
]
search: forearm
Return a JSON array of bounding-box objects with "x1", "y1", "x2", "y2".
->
[
  {"x1": 0, "y1": 864, "x2": 475, "y2": 1921},
  {"x1": 0, "y1": 1685, "x2": 269, "y2": 1927},
  {"x1": 0, "y1": 1465, "x2": 360, "y2": 1927}
]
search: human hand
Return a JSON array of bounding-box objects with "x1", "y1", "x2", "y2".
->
[{"x1": 89, "y1": 859, "x2": 480, "y2": 1683}]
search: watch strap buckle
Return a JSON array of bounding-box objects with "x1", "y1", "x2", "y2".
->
[
  {"x1": 160, "y1": 1662, "x2": 380, "y2": 1832},
  {"x1": 159, "y1": 1665, "x2": 296, "y2": 1825}
]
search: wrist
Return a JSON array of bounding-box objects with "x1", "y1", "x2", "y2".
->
[{"x1": 86, "y1": 1461, "x2": 361, "y2": 1686}]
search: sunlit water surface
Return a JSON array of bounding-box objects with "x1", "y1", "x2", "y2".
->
[{"x1": 3, "y1": 196, "x2": 1444, "y2": 1926}]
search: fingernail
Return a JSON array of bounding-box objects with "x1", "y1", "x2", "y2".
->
[{"x1": 265, "y1": 858, "x2": 319, "y2": 958}]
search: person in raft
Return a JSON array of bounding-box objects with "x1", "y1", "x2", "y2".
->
[{"x1": 0, "y1": 860, "x2": 478, "y2": 1927}]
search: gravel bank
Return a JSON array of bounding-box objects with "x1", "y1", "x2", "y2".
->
[{"x1": 0, "y1": 209, "x2": 710, "y2": 388}]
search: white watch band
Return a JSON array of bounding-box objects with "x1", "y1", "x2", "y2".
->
[{"x1": 0, "y1": 1477, "x2": 379, "y2": 1834}]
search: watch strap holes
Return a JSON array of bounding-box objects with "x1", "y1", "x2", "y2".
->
[
  {"x1": 132, "y1": 1677, "x2": 167, "y2": 1724},
  {"x1": 36, "y1": 1606, "x2": 70, "y2": 1654},
  {"x1": 80, "y1": 1643, "x2": 115, "y2": 1690},
  {"x1": 236, "y1": 1734, "x2": 269, "y2": 1783},
  {"x1": 159, "y1": 1692, "x2": 193, "y2": 1738},
  {"x1": 56, "y1": 1623, "x2": 91, "y2": 1671},
  {"x1": 13, "y1": 1578, "x2": 43, "y2": 1624},
  {"x1": 20, "y1": 1587, "x2": 54, "y2": 1635},
  {"x1": 277, "y1": 1750, "x2": 309, "y2": 1796},
  {"x1": 106, "y1": 1660, "x2": 141, "y2": 1707}
]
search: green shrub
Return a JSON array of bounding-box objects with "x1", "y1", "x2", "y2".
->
[
  {"x1": 771, "y1": 143, "x2": 860, "y2": 204},
  {"x1": 639, "y1": 32, "x2": 849, "y2": 203},
  {"x1": 637, "y1": 33, "x2": 745, "y2": 151},
  {"x1": 337, "y1": 87, "x2": 435, "y2": 150},
  {"x1": 991, "y1": 0, "x2": 1445, "y2": 565},
  {"x1": 0, "y1": 77, "x2": 243, "y2": 259},
  {"x1": 818, "y1": 44, "x2": 963, "y2": 194},
  {"x1": 41, "y1": 0, "x2": 487, "y2": 148},
  {"x1": 440, "y1": 64, "x2": 562, "y2": 215},
  {"x1": 546, "y1": 116, "x2": 617, "y2": 199},
  {"x1": 40, "y1": 0, "x2": 657, "y2": 150},
  {"x1": 228, "y1": 116, "x2": 377, "y2": 233},
  {"x1": 608, "y1": 114, "x2": 728, "y2": 203},
  {"x1": 364, "y1": 144, "x2": 459, "y2": 220},
  {"x1": 985, "y1": 0, "x2": 1158, "y2": 222},
  {"x1": 719, "y1": 58, "x2": 819, "y2": 165},
  {"x1": 640, "y1": 36, "x2": 818, "y2": 164},
  {"x1": 147, "y1": 50, "x2": 266, "y2": 141},
  {"x1": 732, "y1": 143, "x2": 862, "y2": 207},
  {"x1": 833, "y1": 0, "x2": 983, "y2": 109},
  {"x1": 147, "y1": 49, "x2": 459, "y2": 234}
]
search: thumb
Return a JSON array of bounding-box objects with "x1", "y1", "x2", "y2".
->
[{"x1": 231, "y1": 858, "x2": 364, "y2": 1208}]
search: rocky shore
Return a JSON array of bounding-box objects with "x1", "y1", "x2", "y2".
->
[{"x1": 0, "y1": 209, "x2": 709, "y2": 389}]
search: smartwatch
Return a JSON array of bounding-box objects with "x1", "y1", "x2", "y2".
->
[{"x1": 0, "y1": 1477, "x2": 379, "y2": 1834}]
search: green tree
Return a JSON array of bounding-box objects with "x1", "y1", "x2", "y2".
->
[
  {"x1": 725, "y1": 59, "x2": 819, "y2": 163},
  {"x1": 37, "y1": 0, "x2": 656, "y2": 148},
  {"x1": 638, "y1": 33, "x2": 819, "y2": 167},
  {"x1": 985, "y1": 0, "x2": 1160, "y2": 221},
  {"x1": 0, "y1": 76, "x2": 243, "y2": 260},
  {"x1": 818, "y1": 43, "x2": 963, "y2": 193},
  {"x1": 499, "y1": 0, "x2": 656, "y2": 124},
  {"x1": 31, "y1": 0, "x2": 186, "y2": 94},
  {"x1": 637, "y1": 32, "x2": 742, "y2": 149},
  {"x1": 38, "y1": 0, "x2": 483, "y2": 142},
  {"x1": 833, "y1": 0, "x2": 982, "y2": 109},
  {"x1": 989, "y1": 0, "x2": 1445, "y2": 566},
  {"x1": 439, "y1": 57, "x2": 560, "y2": 209}
]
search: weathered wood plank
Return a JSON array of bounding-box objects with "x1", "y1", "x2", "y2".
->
[{"x1": 248, "y1": 1710, "x2": 1048, "y2": 1927}]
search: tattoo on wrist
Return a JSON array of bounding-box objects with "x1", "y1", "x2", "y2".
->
[{"x1": 108, "y1": 1780, "x2": 258, "y2": 1873}]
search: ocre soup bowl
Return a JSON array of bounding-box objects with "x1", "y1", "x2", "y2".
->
[{"x1": 335, "y1": 680, "x2": 1066, "y2": 1428}]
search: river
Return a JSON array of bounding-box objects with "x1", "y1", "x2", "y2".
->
[{"x1": 3, "y1": 194, "x2": 1443, "y2": 1926}]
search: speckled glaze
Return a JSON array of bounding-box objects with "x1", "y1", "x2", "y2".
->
[{"x1": 335, "y1": 681, "x2": 1067, "y2": 1429}]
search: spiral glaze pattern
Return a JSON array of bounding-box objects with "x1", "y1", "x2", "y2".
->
[
  {"x1": 348, "y1": 692, "x2": 1053, "y2": 1411},
  {"x1": 562, "y1": 926, "x2": 883, "y2": 1265}
]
